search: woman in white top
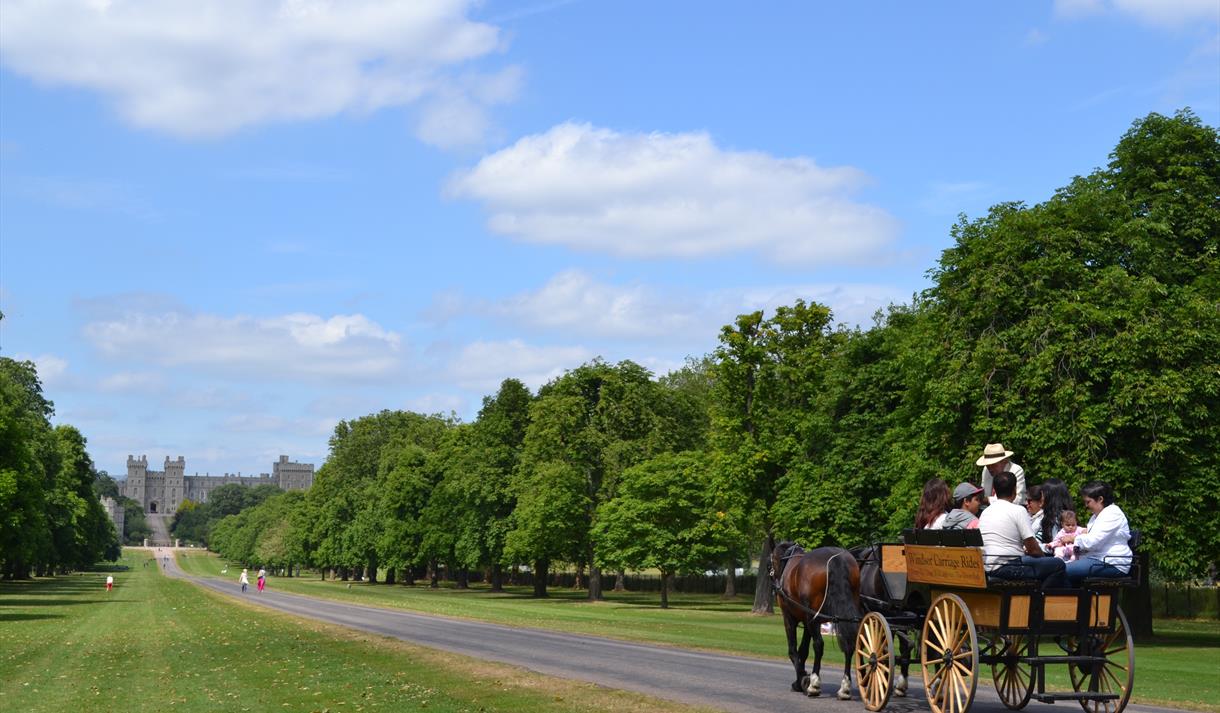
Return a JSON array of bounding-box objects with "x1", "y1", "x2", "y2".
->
[
  {"x1": 1058, "y1": 481, "x2": 1133, "y2": 586},
  {"x1": 239, "y1": 568, "x2": 249, "y2": 593},
  {"x1": 914, "y1": 478, "x2": 952, "y2": 530}
]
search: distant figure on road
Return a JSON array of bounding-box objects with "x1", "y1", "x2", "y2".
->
[
  {"x1": 257, "y1": 568, "x2": 266, "y2": 593},
  {"x1": 106, "y1": 575, "x2": 114, "y2": 592},
  {"x1": 239, "y1": 568, "x2": 249, "y2": 593}
]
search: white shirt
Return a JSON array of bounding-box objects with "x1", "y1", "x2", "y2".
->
[
  {"x1": 927, "y1": 512, "x2": 948, "y2": 530},
  {"x1": 981, "y1": 462, "x2": 1027, "y2": 505},
  {"x1": 239, "y1": 571, "x2": 249, "y2": 584},
  {"x1": 1074, "y1": 503, "x2": 1132, "y2": 573},
  {"x1": 106, "y1": 575, "x2": 113, "y2": 584},
  {"x1": 980, "y1": 498, "x2": 1035, "y2": 571}
]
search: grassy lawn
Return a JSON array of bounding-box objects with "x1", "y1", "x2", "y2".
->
[
  {"x1": 0, "y1": 550, "x2": 717, "y2": 713},
  {"x1": 176, "y1": 551, "x2": 1220, "y2": 711}
]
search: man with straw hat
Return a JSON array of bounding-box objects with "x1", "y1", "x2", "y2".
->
[{"x1": 977, "y1": 442, "x2": 1026, "y2": 506}]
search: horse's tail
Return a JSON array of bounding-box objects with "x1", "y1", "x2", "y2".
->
[{"x1": 826, "y1": 548, "x2": 863, "y2": 655}]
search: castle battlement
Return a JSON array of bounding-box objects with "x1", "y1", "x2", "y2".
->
[{"x1": 120, "y1": 455, "x2": 314, "y2": 515}]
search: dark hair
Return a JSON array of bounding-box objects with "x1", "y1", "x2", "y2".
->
[
  {"x1": 993, "y1": 470, "x2": 1016, "y2": 498},
  {"x1": 915, "y1": 478, "x2": 952, "y2": 529},
  {"x1": 1027, "y1": 484, "x2": 1043, "y2": 503},
  {"x1": 1081, "y1": 481, "x2": 1114, "y2": 506},
  {"x1": 1040, "y1": 478, "x2": 1072, "y2": 542}
]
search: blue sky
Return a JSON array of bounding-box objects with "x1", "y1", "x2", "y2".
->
[{"x1": 2, "y1": 0, "x2": 1217, "y2": 478}]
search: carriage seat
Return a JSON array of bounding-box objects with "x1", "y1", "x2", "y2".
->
[{"x1": 1081, "y1": 529, "x2": 1142, "y2": 589}]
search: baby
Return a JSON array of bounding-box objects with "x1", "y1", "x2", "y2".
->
[{"x1": 1051, "y1": 510, "x2": 1085, "y2": 561}]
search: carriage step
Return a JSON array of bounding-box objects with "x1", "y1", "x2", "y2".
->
[{"x1": 1033, "y1": 693, "x2": 1120, "y2": 703}]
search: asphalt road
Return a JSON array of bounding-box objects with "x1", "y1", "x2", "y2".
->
[{"x1": 164, "y1": 557, "x2": 1187, "y2": 713}]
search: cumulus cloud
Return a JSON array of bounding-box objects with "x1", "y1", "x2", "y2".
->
[
  {"x1": 83, "y1": 307, "x2": 403, "y2": 381},
  {"x1": 436, "y1": 269, "x2": 912, "y2": 340},
  {"x1": 1054, "y1": 0, "x2": 1219, "y2": 27},
  {"x1": 98, "y1": 370, "x2": 167, "y2": 393},
  {"x1": 0, "y1": 0, "x2": 513, "y2": 142},
  {"x1": 449, "y1": 339, "x2": 593, "y2": 390},
  {"x1": 15, "y1": 353, "x2": 70, "y2": 386},
  {"x1": 448, "y1": 122, "x2": 900, "y2": 266}
]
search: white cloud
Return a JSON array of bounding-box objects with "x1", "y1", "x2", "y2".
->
[
  {"x1": 98, "y1": 370, "x2": 166, "y2": 392},
  {"x1": 15, "y1": 353, "x2": 69, "y2": 386},
  {"x1": 449, "y1": 339, "x2": 593, "y2": 390},
  {"x1": 83, "y1": 306, "x2": 403, "y2": 381},
  {"x1": 436, "y1": 269, "x2": 912, "y2": 340},
  {"x1": 448, "y1": 122, "x2": 900, "y2": 266},
  {"x1": 0, "y1": 1, "x2": 512, "y2": 142},
  {"x1": 1054, "y1": 0, "x2": 1219, "y2": 27}
]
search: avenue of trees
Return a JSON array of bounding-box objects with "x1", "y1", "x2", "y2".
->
[
  {"x1": 205, "y1": 111, "x2": 1218, "y2": 606},
  {"x1": 0, "y1": 353, "x2": 121, "y2": 578}
]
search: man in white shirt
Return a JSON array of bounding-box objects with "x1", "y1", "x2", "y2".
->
[
  {"x1": 1055, "y1": 481, "x2": 1133, "y2": 586},
  {"x1": 977, "y1": 442, "x2": 1027, "y2": 506},
  {"x1": 980, "y1": 471, "x2": 1065, "y2": 588}
]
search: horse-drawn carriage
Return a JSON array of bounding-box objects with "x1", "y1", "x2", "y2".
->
[{"x1": 772, "y1": 529, "x2": 1139, "y2": 713}]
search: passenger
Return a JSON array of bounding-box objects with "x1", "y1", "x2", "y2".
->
[
  {"x1": 1049, "y1": 511, "x2": 1083, "y2": 562},
  {"x1": 1025, "y1": 484, "x2": 1045, "y2": 536},
  {"x1": 943, "y1": 482, "x2": 983, "y2": 530},
  {"x1": 915, "y1": 478, "x2": 953, "y2": 529},
  {"x1": 980, "y1": 471, "x2": 1065, "y2": 588},
  {"x1": 1056, "y1": 482, "x2": 1132, "y2": 586},
  {"x1": 977, "y1": 442, "x2": 1027, "y2": 506},
  {"x1": 1038, "y1": 478, "x2": 1072, "y2": 545}
]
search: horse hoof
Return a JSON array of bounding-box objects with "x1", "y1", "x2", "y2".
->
[
  {"x1": 804, "y1": 674, "x2": 821, "y2": 697},
  {"x1": 792, "y1": 681, "x2": 803, "y2": 692},
  {"x1": 895, "y1": 674, "x2": 908, "y2": 697}
]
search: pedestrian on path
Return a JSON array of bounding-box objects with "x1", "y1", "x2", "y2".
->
[
  {"x1": 106, "y1": 575, "x2": 113, "y2": 592},
  {"x1": 239, "y1": 568, "x2": 249, "y2": 593},
  {"x1": 257, "y1": 568, "x2": 266, "y2": 593}
]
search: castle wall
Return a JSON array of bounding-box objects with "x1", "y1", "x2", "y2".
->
[{"x1": 123, "y1": 455, "x2": 314, "y2": 515}]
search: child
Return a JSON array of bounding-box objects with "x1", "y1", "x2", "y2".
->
[
  {"x1": 106, "y1": 574, "x2": 114, "y2": 592},
  {"x1": 1051, "y1": 511, "x2": 1085, "y2": 562},
  {"x1": 257, "y1": 568, "x2": 266, "y2": 593}
]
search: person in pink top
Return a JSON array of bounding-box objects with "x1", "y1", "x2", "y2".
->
[{"x1": 1049, "y1": 511, "x2": 1084, "y2": 561}]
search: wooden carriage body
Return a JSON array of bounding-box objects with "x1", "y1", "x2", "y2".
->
[{"x1": 851, "y1": 532, "x2": 1136, "y2": 713}]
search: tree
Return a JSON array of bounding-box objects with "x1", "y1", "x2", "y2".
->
[{"x1": 594, "y1": 452, "x2": 734, "y2": 608}]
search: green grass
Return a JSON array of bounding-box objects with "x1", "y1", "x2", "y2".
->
[
  {"x1": 177, "y1": 551, "x2": 1220, "y2": 711},
  {"x1": 0, "y1": 551, "x2": 716, "y2": 713}
]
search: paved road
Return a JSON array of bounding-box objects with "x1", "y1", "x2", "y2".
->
[{"x1": 165, "y1": 559, "x2": 1185, "y2": 713}]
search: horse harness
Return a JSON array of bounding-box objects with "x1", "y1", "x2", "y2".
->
[{"x1": 770, "y1": 545, "x2": 849, "y2": 625}]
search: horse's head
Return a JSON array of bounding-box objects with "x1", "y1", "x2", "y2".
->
[{"x1": 771, "y1": 540, "x2": 799, "y2": 581}]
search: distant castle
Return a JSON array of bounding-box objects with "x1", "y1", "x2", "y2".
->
[{"x1": 121, "y1": 455, "x2": 315, "y2": 515}]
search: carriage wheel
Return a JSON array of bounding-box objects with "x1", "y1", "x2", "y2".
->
[
  {"x1": 991, "y1": 634, "x2": 1035, "y2": 710},
  {"x1": 921, "y1": 593, "x2": 979, "y2": 713},
  {"x1": 1067, "y1": 605, "x2": 1135, "y2": 713},
  {"x1": 854, "y1": 612, "x2": 896, "y2": 711}
]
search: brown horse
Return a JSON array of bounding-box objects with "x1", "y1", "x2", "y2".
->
[{"x1": 771, "y1": 540, "x2": 863, "y2": 698}]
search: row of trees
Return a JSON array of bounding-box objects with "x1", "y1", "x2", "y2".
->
[
  {"x1": 1, "y1": 354, "x2": 121, "y2": 578},
  {"x1": 208, "y1": 112, "x2": 1218, "y2": 605}
]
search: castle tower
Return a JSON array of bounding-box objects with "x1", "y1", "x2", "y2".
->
[
  {"x1": 126, "y1": 455, "x2": 148, "y2": 510},
  {"x1": 164, "y1": 456, "x2": 185, "y2": 514}
]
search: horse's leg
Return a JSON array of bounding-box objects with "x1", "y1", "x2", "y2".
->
[
  {"x1": 783, "y1": 610, "x2": 804, "y2": 692},
  {"x1": 807, "y1": 624, "x2": 824, "y2": 697},
  {"x1": 838, "y1": 626, "x2": 852, "y2": 700},
  {"x1": 894, "y1": 632, "x2": 910, "y2": 697},
  {"x1": 796, "y1": 620, "x2": 813, "y2": 694}
]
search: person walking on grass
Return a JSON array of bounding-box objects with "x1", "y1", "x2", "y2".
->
[
  {"x1": 239, "y1": 568, "x2": 249, "y2": 593},
  {"x1": 257, "y1": 568, "x2": 266, "y2": 593},
  {"x1": 106, "y1": 574, "x2": 113, "y2": 592}
]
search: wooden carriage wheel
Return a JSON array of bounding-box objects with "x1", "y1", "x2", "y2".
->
[
  {"x1": 921, "y1": 593, "x2": 979, "y2": 713},
  {"x1": 1067, "y1": 605, "x2": 1135, "y2": 713},
  {"x1": 854, "y1": 612, "x2": 896, "y2": 711},
  {"x1": 991, "y1": 634, "x2": 1035, "y2": 710}
]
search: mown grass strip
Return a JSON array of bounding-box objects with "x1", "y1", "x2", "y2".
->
[
  {"x1": 176, "y1": 551, "x2": 1220, "y2": 711},
  {"x1": 0, "y1": 550, "x2": 717, "y2": 713}
]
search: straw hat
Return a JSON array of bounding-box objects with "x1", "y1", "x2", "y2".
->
[{"x1": 976, "y1": 442, "x2": 1014, "y2": 466}]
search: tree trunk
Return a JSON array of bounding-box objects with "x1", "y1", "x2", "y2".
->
[
  {"x1": 385, "y1": 567, "x2": 396, "y2": 585},
  {"x1": 490, "y1": 563, "x2": 504, "y2": 592},
  {"x1": 339, "y1": 567, "x2": 350, "y2": 581},
  {"x1": 752, "y1": 534, "x2": 775, "y2": 614},
  {"x1": 429, "y1": 560, "x2": 440, "y2": 588},
  {"x1": 589, "y1": 564, "x2": 603, "y2": 600},
  {"x1": 723, "y1": 558, "x2": 737, "y2": 598},
  {"x1": 456, "y1": 567, "x2": 469, "y2": 589},
  {"x1": 1123, "y1": 551, "x2": 1155, "y2": 640},
  {"x1": 367, "y1": 556, "x2": 378, "y2": 584},
  {"x1": 533, "y1": 559, "x2": 549, "y2": 598},
  {"x1": 402, "y1": 567, "x2": 415, "y2": 586},
  {"x1": 614, "y1": 570, "x2": 626, "y2": 592},
  {"x1": 660, "y1": 571, "x2": 671, "y2": 609}
]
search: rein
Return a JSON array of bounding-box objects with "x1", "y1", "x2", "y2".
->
[{"x1": 771, "y1": 545, "x2": 848, "y2": 625}]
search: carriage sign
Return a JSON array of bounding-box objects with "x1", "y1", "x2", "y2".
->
[{"x1": 904, "y1": 545, "x2": 987, "y2": 588}]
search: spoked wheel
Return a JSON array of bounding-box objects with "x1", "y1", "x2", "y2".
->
[
  {"x1": 854, "y1": 612, "x2": 896, "y2": 711},
  {"x1": 991, "y1": 633, "x2": 1035, "y2": 710},
  {"x1": 1067, "y1": 605, "x2": 1135, "y2": 713},
  {"x1": 921, "y1": 593, "x2": 979, "y2": 713}
]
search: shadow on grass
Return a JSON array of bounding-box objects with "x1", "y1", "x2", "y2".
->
[
  {"x1": 0, "y1": 597, "x2": 139, "y2": 607},
  {"x1": 0, "y1": 612, "x2": 65, "y2": 622}
]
